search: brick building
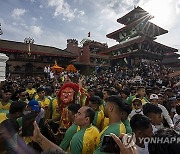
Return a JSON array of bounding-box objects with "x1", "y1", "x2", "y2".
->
[
  {"x1": 66, "y1": 39, "x2": 110, "y2": 74},
  {"x1": 0, "y1": 38, "x2": 110, "y2": 76},
  {"x1": 0, "y1": 39, "x2": 76, "y2": 76}
]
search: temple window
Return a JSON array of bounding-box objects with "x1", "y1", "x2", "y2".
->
[
  {"x1": 134, "y1": 13, "x2": 139, "y2": 19},
  {"x1": 14, "y1": 65, "x2": 21, "y2": 72},
  {"x1": 36, "y1": 67, "x2": 43, "y2": 72},
  {"x1": 46, "y1": 56, "x2": 53, "y2": 62}
]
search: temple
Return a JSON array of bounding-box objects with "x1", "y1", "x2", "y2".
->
[{"x1": 101, "y1": 6, "x2": 180, "y2": 69}]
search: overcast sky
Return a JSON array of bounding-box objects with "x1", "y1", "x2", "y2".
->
[{"x1": 0, "y1": 0, "x2": 180, "y2": 53}]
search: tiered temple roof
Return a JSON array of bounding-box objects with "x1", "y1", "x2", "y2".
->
[
  {"x1": 117, "y1": 6, "x2": 153, "y2": 25},
  {"x1": 107, "y1": 6, "x2": 168, "y2": 42},
  {"x1": 103, "y1": 6, "x2": 179, "y2": 69}
]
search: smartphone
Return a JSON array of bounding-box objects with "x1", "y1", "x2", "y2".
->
[
  {"x1": 100, "y1": 135, "x2": 120, "y2": 153},
  {"x1": 22, "y1": 111, "x2": 36, "y2": 137}
]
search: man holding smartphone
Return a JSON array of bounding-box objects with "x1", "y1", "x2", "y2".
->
[
  {"x1": 32, "y1": 106, "x2": 100, "y2": 154},
  {"x1": 0, "y1": 101, "x2": 27, "y2": 124},
  {"x1": 0, "y1": 101, "x2": 27, "y2": 153}
]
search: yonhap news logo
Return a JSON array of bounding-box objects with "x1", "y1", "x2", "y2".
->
[
  {"x1": 122, "y1": 133, "x2": 180, "y2": 148},
  {"x1": 138, "y1": 136, "x2": 180, "y2": 144}
]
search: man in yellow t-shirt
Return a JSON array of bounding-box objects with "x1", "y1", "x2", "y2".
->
[
  {"x1": 0, "y1": 112, "x2": 8, "y2": 123},
  {"x1": 0, "y1": 89, "x2": 12, "y2": 113},
  {"x1": 47, "y1": 98, "x2": 60, "y2": 122},
  {"x1": 18, "y1": 88, "x2": 29, "y2": 104},
  {"x1": 127, "y1": 86, "x2": 149, "y2": 108},
  {"x1": 0, "y1": 101, "x2": 27, "y2": 124},
  {"x1": 36, "y1": 87, "x2": 51, "y2": 109},
  {"x1": 88, "y1": 96, "x2": 104, "y2": 131},
  {"x1": 36, "y1": 87, "x2": 51, "y2": 123},
  {"x1": 26, "y1": 81, "x2": 36, "y2": 100},
  {"x1": 45, "y1": 98, "x2": 61, "y2": 134}
]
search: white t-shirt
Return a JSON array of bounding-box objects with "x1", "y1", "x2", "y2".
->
[
  {"x1": 129, "y1": 109, "x2": 143, "y2": 119},
  {"x1": 173, "y1": 114, "x2": 180, "y2": 131},
  {"x1": 47, "y1": 66, "x2": 50, "y2": 73},
  {"x1": 157, "y1": 104, "x2": 174, "y2": 128},
  {"x1": 151, "y1": 124, "x2": 158, "y2": 134},
  {"x1": 50, "y1": 71, "x2": 54, "y2": 79},
  {"x1": 135, "y1": 142, "x2": 149, "y2": 154},
  {"x1": 35, "y1": 108, "x2": 44, "y2": 124},
  {"x1": 155, "y1": 123, "x2": 164, "y2": 130},
  {"x1": 44, "y1": 67, "x2": 48, "y2": 73}
]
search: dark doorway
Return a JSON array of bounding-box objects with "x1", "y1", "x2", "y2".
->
[{"x1": 25, "y1": 63, "x2": 33, "y2": 76}]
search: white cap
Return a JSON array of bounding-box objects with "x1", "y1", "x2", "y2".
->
[{"x1": 150, "y1": 94, "x2": 159, "y2": 100}]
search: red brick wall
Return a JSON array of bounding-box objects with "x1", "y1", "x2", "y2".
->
[
  {"x1": 80, "y1": 45, "x2": 90, "y2": 63},
  {"x1": 66, "y1": 43, "x2": 81, "y2": 61}
]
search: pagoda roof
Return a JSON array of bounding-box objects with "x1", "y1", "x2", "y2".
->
[
  {"x1": 163, "y1": 52, "x2": 180, "y2": 58},
  {"x1": 0, "y1": 39, "x2": 76, "y2": 58},
  {"x1": 139, "y1": 22, "x2": 168, "y2": 37},
  {"x1": 162, "y1": 57, "x2": 180, "y2": 65},
  {"x1": 101, "y1": 36, "x2": 178, "y2": 54},
  {"x1": 106, "y1": 20, "x2": 168, "y2": 40},
  {"x1": 101, "y1": 36, "x2": 145, "y2": 54},
  {"x1": 110, "y1": 49, "x2": 163, "y2": 60},
  {"x1": 153, "y1": 41, "x2": 178, "y2": 53},
  {"x1": 117, "y1": 6, "x2": 153, "y2": 25}
]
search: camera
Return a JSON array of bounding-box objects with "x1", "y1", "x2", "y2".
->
[
  {"x1": 22, "y1": 111, "x2": 36, "y2": 137},
  {"x1": 100, "y1": 135, "x2": 120, "y2": 153}
]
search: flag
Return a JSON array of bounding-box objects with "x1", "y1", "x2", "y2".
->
[{"x1": 88, "y1": 32, "x2": 90, "y2": 37}]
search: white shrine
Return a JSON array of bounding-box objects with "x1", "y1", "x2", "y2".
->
[{"x1": 0, "y1": 53, "x2": 9, "y2": 81}]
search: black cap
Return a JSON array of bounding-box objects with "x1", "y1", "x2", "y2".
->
[{"x1": 89, "y1": 96, "x2": 102, "y2": 105}]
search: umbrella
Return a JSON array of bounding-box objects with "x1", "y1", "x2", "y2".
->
[
  {"x1": 66, "y1": 64, "x2": 77, "y2": 72},
  {"x1": 51, "y1": 62, "x2": 64, "y2": 72}
]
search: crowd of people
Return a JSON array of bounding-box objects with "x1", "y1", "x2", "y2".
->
[{"x1": 0, "y1": 61, "x2": 180, "y2": 154}]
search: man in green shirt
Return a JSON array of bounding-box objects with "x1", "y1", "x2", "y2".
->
[
  {"x1": 94, "y1": 95, "x2": 126, "y2": 154},
  {"x1": 120, "y1": 88, "x2": 130, "y2": 104},
  {"x1": 70, "y1": 106, "x2": 100, "y2": 154},
  {"x1": 127, "y1": 86, "x2": 149, "y2": 106},
  {"x1": 121, "y1": 103, "x2": 132, "y2": 134},
  {"x1": 59, "y1": 103, "x2": 80, "y2": 151}
]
